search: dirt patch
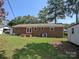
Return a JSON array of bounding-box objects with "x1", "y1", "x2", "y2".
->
[{"x1": 50, "y1": 41, "x2": 79, "y2": 59}]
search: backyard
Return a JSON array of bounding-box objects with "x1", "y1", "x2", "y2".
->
[{"x1": 0, "y1": 34, "x2": 78, "y2": 59}]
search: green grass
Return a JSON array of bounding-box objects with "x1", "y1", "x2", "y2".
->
[{"x1": 0, "y1": 34, "x2": 67, "y2": 59}]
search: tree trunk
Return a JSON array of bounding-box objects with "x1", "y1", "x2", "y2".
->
[
  {"x1": 76, "y1": 4, "x2": 78, "y2": 24},
  {"x1": 55, "y1": 4, "x2": 57, "y2": 24},
  {"x1": 55, "y1": 16, "x2": 57, "y2": 24},
  {"x1": 55, "y1": 9, "x2": 57, "y2": 24}
]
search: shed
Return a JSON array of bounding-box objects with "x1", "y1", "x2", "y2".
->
[{"x1": 68, "y1": 24, "x2": 79, "y2": 45}]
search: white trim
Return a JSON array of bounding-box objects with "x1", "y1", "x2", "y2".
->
[
  {"x1": 42, "y1": 33, "x2": 47, "y2": 37},
  {"x1": 26, "y1": 28, "x2": 32, "y2": 33}
]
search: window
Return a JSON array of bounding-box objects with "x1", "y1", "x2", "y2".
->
[
  {"x1": 35, "y1": 27, "x2": 37, "y2": 30},
  {"x1": 50, "y1": 27, "x2": 54, "y2": 31},
  {"x1": 72, "y1": 28, "x2": 74, "y2": 34},
  {"x1": 26, "y1": 28, "x2": 32, "y2": 33}
]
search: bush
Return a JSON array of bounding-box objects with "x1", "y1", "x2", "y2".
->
[{"x1": 64, "y1": 32, "x2": 68, "y2": 38}]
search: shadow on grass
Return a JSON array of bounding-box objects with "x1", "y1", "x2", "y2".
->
[
  {"x1": 12, "y1": 43, "x2": 70, "y2": 59},
  {"x1": 55, "y1": 41, "x2": 79, "y2": 59},
  {"x1": 0, "y1": 50, "x2": 7, "y2": 59}
]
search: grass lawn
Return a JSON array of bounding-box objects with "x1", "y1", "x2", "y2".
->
[{"x1": 0, "y1": 34, "x2": 68, "y2": 59}]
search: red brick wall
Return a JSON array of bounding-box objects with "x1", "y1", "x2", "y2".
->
[
  {"x1": 32, "y1": 27, "x2": 64, "y2": 37},
  {"x1": 13, "y1": 27, "x2": 64, "y2": 37},
  {"x1": 13, "y1": 27, "x2": 26, "y2": 35}
]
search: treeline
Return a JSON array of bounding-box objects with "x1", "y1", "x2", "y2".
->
[{"x1": 8, "y1": 15, "x2": 39, "y2": 26}]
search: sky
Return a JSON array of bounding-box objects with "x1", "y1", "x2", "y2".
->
[
  {"x1": 3, "y1": 0, "x2": 76, "y2": 24},
  {"x1": 4, "y1": 0, "x2": 47, "y2": 19}
]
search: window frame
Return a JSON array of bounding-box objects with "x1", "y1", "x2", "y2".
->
[
  {"x1": 26, "y1": 28, "x2": 32, "y2": 33},
  {"x1": 72, "y1": 28, "x2": 74, "y2": 34}
]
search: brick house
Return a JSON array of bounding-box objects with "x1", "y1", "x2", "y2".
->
[{"x1": 12, "y1": 24, "x2": 64, "y2": 37}]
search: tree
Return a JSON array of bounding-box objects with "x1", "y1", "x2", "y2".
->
[
  {"x1": 64, "y1": 24, "x2": 70, "y2": 29},
  {"x1": 38, "y1": 7, "x2": 48, "y2": 23},
  {"x1": 66, "y1": 0, "x2": 79, "y2": 24},
  {"x1": 47, "y1": 0, "x2": 65, "y2": 23},
  {"x1": 0, "y1": 8, "x2": 5, "y2": 25},
  {"x1": 8, "y1": 15, "x2": 38, "y2": 26},
  {"x1": 0, "y1": 8, "x2": 9, "y2": 25}
]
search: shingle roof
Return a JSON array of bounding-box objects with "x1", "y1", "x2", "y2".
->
[{"x1": 12, "y1": 23, "x2": 64, "y2": 28}]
